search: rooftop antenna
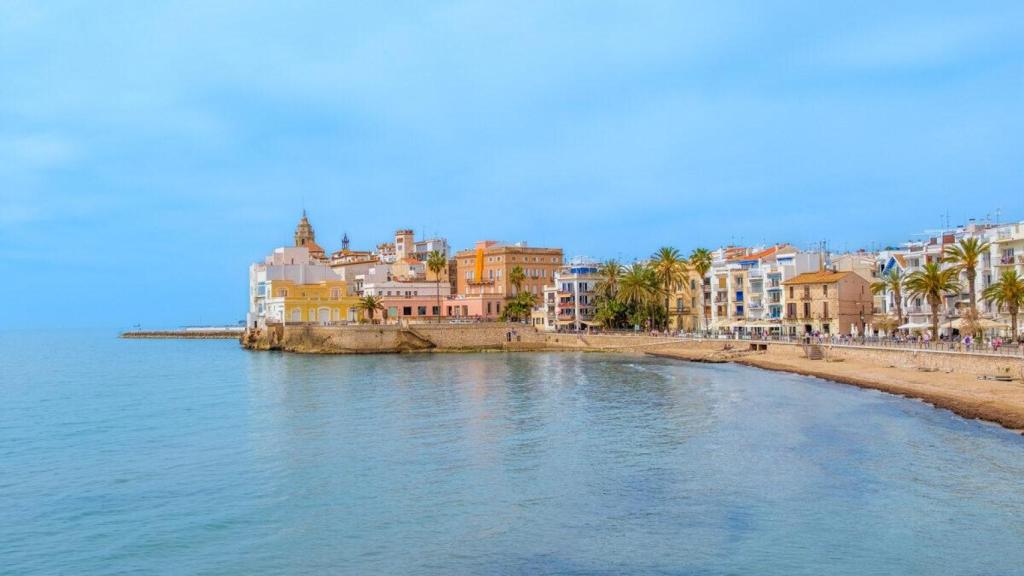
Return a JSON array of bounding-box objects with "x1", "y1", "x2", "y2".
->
[{"x1": 995, "y1": 207, "x2": 1001, "y2": 225}]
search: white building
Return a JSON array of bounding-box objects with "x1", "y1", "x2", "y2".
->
[
  {"x1": 538, "y1": 258, "x2": 600, "y2": 331},
  {"x1": 707, "y1": 245, "x2": 821, "y2": 336},
  {"x1": 247, "y1": 246, "x2": 346, "y2": 327}
]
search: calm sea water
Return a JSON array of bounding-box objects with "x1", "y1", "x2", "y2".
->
[{"x1": 2, "y1": 331, "x2": 1023, "y2": 575}]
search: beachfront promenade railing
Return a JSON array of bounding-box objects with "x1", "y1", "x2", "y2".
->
[{"x1": 551, "y1": 329, "x2": 1024, "y2": 357}]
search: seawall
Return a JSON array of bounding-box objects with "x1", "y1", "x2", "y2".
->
[{"x1": 122, "y1": 329, "x2": 243, "y2": 339}]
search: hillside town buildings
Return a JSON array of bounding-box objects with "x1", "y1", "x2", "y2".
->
[{"x1": 247, "y1": 211, "x2": 1024, "y2": 337}]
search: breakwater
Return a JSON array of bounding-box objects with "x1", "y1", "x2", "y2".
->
[{"x1": 121, "y1": 328, "x2": 244, "y2": 339}]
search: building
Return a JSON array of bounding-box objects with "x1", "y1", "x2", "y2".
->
[
  {"x1": 707, "y1": 244, "x2": 821, "y2": 336},
  {"x1": 539, "y1": 258, "x2": 600, "y2": 331},
  {"x1": 376, "y1": 229, "x2": 449, "y2": 264},
  {"x1": 293, "y1": 210, "x2": 326, "y2": 261},
  {"x1": 668, "y1": 269, "x2": 702, "y2": 333},
  {"x1": 782, "y1": 270, "x2": 873, "y2": 336},
  {"x1": 357, "y1": 263, "x2": 451, "y2": 323},
  {"x1": 247, "y1": 245, "x2": 360, "y2": 327},
  {"x1": 452, "y1": 241, "x2": 564, "y2": 319}
]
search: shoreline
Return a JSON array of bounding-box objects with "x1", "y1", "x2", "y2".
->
[
  {"x1": 649, "y1": 348, "x2": 1024, "y2": 435},
  {"x1": 240, "y1": 324, "x2": 1024, "y2": 434}
]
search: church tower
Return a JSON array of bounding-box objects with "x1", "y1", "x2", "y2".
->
[
  {"x1": 294, "y1": 210, "x2": 316, "y2": 248},
  {"x1": 293, "y1": 210, "x2": 325, "y2": 260}
]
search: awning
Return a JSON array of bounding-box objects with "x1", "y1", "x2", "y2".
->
[
  {"x1": 898, "y1": 322, "x2": 930, "y2": 330},
  {"x1": 941, "y1": 318, "x2": 1010, "y2": 330}
]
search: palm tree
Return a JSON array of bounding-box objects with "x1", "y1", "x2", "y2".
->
[
  {"x1": 871, "y1": 268, "x2": 905, "y2": 327},
  {"x1": 595, "y1": 260, "x2": 623, "y2": 301},
  {"x1": 502, "y1": 291, "x2": 537, "y2": 323},
  {"x1": 651, "y1": 247, "x2": 688, "y2": 330},
  {"x1": 426, "y1": 250, "x2": 447, "y2": 324},
  {"x1": 943, "y1": 237, "x2": 991, "y2": 320},
  {"x1": 689, "y1": 248, "x2": 712, "y2": 333},
  {"x1": 357, "y1": 295, "x2": 384, "y2": 324},
  {"x1": 983, "y1": 269, "x2": 1024, "y2": 340},
  {"x1": 619, "y1": 263, "x2": 659, "y2": 329},
  {"x1": 509, "y1": 265, "x2": 526, "y2": 295},
  {"x1": 904, "y1": 263, "x2": 960, "y2": 341}
]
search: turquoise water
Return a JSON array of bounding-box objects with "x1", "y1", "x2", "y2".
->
[{"x1": 2, "y1": 332, "x2": 1023, "y2": 575}]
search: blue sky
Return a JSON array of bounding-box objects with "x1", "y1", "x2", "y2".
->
[{"x1": 2, "y1": 1, "x2": 1022, "y2": 328}]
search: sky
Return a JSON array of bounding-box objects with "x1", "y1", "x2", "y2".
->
[{"x1": 2, "y1": 1, "x2": 1023, "y2": 329}]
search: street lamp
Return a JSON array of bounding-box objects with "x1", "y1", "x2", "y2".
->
[{"x1": 859, "y1": 305, "x2": 866, "y2": 342}]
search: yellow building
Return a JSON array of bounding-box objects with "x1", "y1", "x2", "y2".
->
[
  {"x1": 264, "y1": 278, "x2": 361, "y2": 324},
  {"x1": 668, "y1": 269, "x2": 703, "y2": 332}
]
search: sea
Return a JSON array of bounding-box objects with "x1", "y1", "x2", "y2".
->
[{"x1": 2, "y1": 331, "x2": 1023, "y2": 575}]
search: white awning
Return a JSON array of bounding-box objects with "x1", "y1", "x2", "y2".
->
[{"x1": 898, "y1": 322, "x2": 930, "y2": 330}]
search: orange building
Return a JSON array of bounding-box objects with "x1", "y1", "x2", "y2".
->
[{"x1": 450, "y1": 241, "x2": 563, "y2": 318}]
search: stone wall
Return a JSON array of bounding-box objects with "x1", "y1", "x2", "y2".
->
[
  {"x1": 242, "y1": 322, "x2": 548, "y2": 353},
  {"x1": 813, "y1": 344, "x2": 1023, "y2": 379},
  {"x1": 239, "y1": 325, "x2": 1024, "y2": 380}
]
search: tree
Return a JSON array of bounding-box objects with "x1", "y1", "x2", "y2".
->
[
  {"x1": 689, "y1": 248, "x2": 712, "y2": 333},
  {"x1": 509, "y1": 265, "x2": 526, "y2": 295},
  {"x1": 501, "y1": 291, "x2": 536, "y2": 323},
  {"x1": 357, "y1": 295, "x2": 384, "y2": 324},
  {"x1": 426, "y1": 250, "x2": 447, "y2": 324},
  {"x1": 983, "y1": 269, "x2": 1024, "y2": 340},
  {"x1": 595, "y1": 260, "x2": 623, "y2": 302},
  {"x1": 619, "y1": 263, "x2": 659, "y2": 330},
  {"x1": 651, "y1": 247, "x2": 688, "y2": 330},
  {"x1": 593, "y1": 260, "x2": 626, "y2": 329},
  {"x1": 943, "y1": 237, "x2": 991, "y2": 323},
  {"x1": 904, "y1": 263, "x2": 960, "y2": 341},
  {"x1": 871, "y1": 268, "x2": 905, "y2": 327}
]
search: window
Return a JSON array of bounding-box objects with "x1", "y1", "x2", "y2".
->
[
  {"x1": 403, "y1": 306, "x2": 412, "y2": 316},
  {"x1": 823, "y1": 284, "x2": 828, "y2": 297},
  {"x1": 257, "y1": 282, "x2": 267, "y2": 297},
  {"x1": 330, "y1": 288, "x2": 340, "y2": 299},
  {"x1": 277, "y1": 288, "x2": 288, "y2": 297},
  {"x1": 787, "y1": 303, "x2": 796, "y2": 318},
  {"x1": 417, "y1": 306, "x2": 427, "y2": 315},
  {"x1": 432, "y1": 306, "x2": 440, "y2": 316},
  {"x1": 788, "y1": 287, "x2": 794, "y2": 298},
  {"x1": 803, "y1": 302, "x2": 811, "y2": 318},
  {"x1": 823, "y1": 302, "x2": 829, "y2": 318}
]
